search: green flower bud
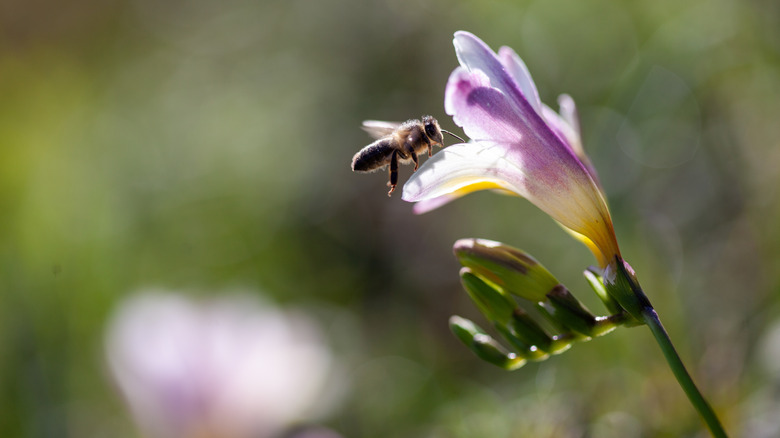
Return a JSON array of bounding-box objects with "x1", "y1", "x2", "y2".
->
[
  {"x1": 507, "y1": 308, "x2": 553, "y2": 354},
  {"x1": 449, "y1": 316, "x2": 527, "y2": 370},
  {"x1": 493, "y1": 324, "x2": 549, "y2": 361},
  {"x1": 603, "y1": 257, "x2": 651, "y2": 322},
  {"x1": 542, "y1": 285, "x2": 598, "y2": 337},
  {"x1": 453, "y1": 238, "x2": 559, "y2": 303},
  {"x1": 459, "y1": 268, "x2": 517, "y2": 326},
  {"x1": 583, "y1": 268, "x2": 622, "y2": 315}
]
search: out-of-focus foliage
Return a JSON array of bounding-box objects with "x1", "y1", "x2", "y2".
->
[{"x1": 1, "y1": 0, "x2": 779, "y2": 436}]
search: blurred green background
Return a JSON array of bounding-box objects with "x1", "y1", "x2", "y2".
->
[{"x1": 2, "y1": 0, "x2": 779, "y2": 436}]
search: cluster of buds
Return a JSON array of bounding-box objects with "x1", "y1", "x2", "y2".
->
[{"x1": 450, "y1": 238, "x2": 642, "y2": 370}]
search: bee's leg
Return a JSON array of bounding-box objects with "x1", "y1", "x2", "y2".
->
[
  {"x1": 403, "y1": 143, "x2": 419, "y2": 171},
  {"x1": 423, "y1": 135, "x2": 433, "y2": 157},
  {"x1": 387, "y1": 150, "x2": 399, "y2": 197}
]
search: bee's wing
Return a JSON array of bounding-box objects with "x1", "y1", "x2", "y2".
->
[{"x1": 362, "y1": 120, "x2": 401, "y2": 140}]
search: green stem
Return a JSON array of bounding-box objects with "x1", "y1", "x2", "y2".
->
[
  {"x1": 641, "y1": 306, "x2": 728, "y2": 438},
  {"x1": 610, "y1": 257, "x2": 727, "y2": 436}
]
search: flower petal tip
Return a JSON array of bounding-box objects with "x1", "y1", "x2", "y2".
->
[{"x1": 410, "y1": 194, "x2": 457, "y2": 214}]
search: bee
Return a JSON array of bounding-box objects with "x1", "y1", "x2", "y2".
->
[{"x1": 351, "y1": 115, "x2": 464, "y2": 196}]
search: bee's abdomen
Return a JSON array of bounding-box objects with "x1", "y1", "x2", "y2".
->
[{"x1": 351, "y1": 140, "x2": 393, "y2": 172}]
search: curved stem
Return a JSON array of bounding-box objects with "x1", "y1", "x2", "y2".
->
[
  {"x1": 610, "y1": 257, "x2": 728, "y2": 436},
  {"x1": 641, "y1": 307, "x2": 728, "y2": 438}
]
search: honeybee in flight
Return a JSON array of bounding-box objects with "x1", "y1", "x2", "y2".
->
[{"x1": 351, "y1": 115, "x2": 464, "y2": 196}]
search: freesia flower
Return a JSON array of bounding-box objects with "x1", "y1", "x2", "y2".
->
[
  {"x1": 105, "y1": 290, "x2": 337, "y2": 438},
  {"x1": 402, "y1": 31, "x2": 620, "y2": 268}
]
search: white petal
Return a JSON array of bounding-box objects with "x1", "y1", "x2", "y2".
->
[
  {"x1": 542, "y1": 103, "x2": 583, "y2": 156},
  {"x1": 402, "y1": 143, "x2": 518, "y2": 202},
  {"x1": 557, "y1": 94, "x2": 580, "y2": 137}
]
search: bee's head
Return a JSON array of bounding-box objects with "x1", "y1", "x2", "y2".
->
[{"x1": 422, "y1": 115, "x2": 444, "y2": 146}]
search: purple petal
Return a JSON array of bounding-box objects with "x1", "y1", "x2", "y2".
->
[
  {"x1": 498, "y1": 46, "x2": 542, "y2": 116},
  {"x1": 444, "y1": 68, "x2": 593, "y2": 194},
  {"x1": 444, "y1": 68, "x2": 528, "y2": 143},
  {"x1": 453, "y1": 32, "x2": 540, "y2": 129},
  {"x1": 541, "y1": 96, "x2": 601, "y2": 186},
  {"x1": 541, "y1": 103, "x2": 580, "y2": 154},
  {"x1": 449, "y1": 33, "x2": 594, "y2": 183}
]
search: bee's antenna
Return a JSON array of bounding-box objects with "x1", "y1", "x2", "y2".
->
[{"x1": 441, "y1": 129, "x2": 465, "y2": 143}]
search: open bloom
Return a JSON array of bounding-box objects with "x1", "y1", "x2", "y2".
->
[{"x1": 402, "y1": 31, "x2": 620, "y2": 267}]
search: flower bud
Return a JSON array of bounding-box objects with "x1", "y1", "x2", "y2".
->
[
  {"x1": 453, "y1": 238, "x2": 559, "y2": 303},
  {"x1": 542, "y1": 285, "x2": 598, "y2": 337},
  {"x1": 449, "y1": 316, "x2": 527, "y2": 370},
  {"x1": 603, "y1": 257, "x2": 651, "y2": 321},
  {"x1": 507, "y1": 308, "x2": 553, "y2": 354},
  {"x1": 459, "y1": 268, "x2": 517, "y2": 326},
  {"x1": 583, "y1": 268, "x2": 622, "y2": 315},
  {"x1": 492, "y1": 324, "x2": 552, "y2": 361}
]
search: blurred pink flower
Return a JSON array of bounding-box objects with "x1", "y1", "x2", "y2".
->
[{"x1": 105, "y1": 291, "x2": 337, "y2": 438}]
